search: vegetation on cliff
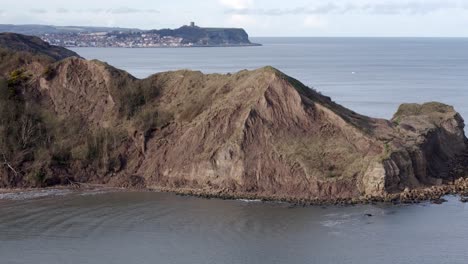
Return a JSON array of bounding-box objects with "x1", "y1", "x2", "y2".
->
[
  {"x1": 0, "y1": 33, "x2": 80, "y2": 60},
  {"x1": 150, "y1": 25, "x2": 254, "y2": 45},
  {"x1": 0, "y1": 33, "x2": 467, "y2": 203}
]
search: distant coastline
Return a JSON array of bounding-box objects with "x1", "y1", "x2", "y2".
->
[
  {"x1": 69, "y1": 43, "x2": 262, "y2": 48},
  {"x1": 0, "y1": 22, "x2": 261, "y2": 48}
]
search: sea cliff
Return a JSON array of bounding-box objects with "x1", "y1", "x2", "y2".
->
[{"x1": 0, "y1": 33, "x2": 467, "y2": 203}]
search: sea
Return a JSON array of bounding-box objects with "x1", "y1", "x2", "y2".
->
[
  {"x1": 74, "y1": 37, "x2": 468, "y2": 122},
  {"x1": 1, "y1": 38, "x2": 468, "y2": 264}
]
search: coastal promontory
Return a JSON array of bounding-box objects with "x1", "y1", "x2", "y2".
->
[
  {"x1": 0, "y1": 23, "x2": 260, "y2": 48},
  {"x1": 0, "y1": 33, "x2": 467, "y2": 203}
]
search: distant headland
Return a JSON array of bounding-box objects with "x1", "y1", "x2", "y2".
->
[{"x1": 0, "y1": 22, "x2": 261, "y2": 48}]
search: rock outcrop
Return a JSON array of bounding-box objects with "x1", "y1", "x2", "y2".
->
[
  {"x1": 0, "y1": 33, "x2": 467, "y2": 202},
  {"x1": 150, "y1": 26, "x2": 257, "y2": 46}
]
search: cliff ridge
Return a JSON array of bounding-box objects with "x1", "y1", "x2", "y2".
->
[{"x1": 0, "y1": 34, "x2": 466, "y2": 203}]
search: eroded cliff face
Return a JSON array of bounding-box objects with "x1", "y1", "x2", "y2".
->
[
  {"x1": 38, "y1": 58, "x2": 136, "y2": 127},
  {"x1": 383, "y1": 103, "x2": 468, "y2": 192},
  {"x1": 0, "y1": 34, "x2": 467, "y2": 201},
  {"x1": 132, "y1": 69, "x2": 386, "y2": 199},
  {"x1": 30, "y1": 62, "x2": 468, "y2": 199}
]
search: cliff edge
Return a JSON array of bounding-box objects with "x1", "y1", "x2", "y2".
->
[{"x1": 0, "y1": 34, "x2": 466, "y2": 202}]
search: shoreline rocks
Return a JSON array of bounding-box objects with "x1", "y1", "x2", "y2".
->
[
  {"x1": 149, "y1": 177, "x2": 468, "y2": 206},
  {"x1": 1, "y1": 178, "x2": 467, "y2": 205}
]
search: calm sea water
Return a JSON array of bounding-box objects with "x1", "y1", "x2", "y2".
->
[
  {"x1": 73, "y1": 37, "x2": 468, "y2": 122},
  {"x1": 0, "y1": 191, "x2": 467, "y2": 264},
  {"x1": 1, "y1": 38, "x2": 467, "y2": 264}
]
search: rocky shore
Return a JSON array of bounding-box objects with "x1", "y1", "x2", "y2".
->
[
  {"x1": 150, "y1": 177, "x2": 468, "y2": 206},
  {"x1": 2, "y1": 179, "x2": 468, "y2": 206}
]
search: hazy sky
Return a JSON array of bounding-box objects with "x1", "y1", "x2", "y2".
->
[{"x1": 1, "y1": 0, "x2": 468, "y2": 37}]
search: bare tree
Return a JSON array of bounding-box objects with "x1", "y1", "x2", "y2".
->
[
  {"x1": 2, "y1": 152, "x2": 18, "y2": 176},
  {"x1": 19, "y1": 114, "x2": 37, "y2": 148}
]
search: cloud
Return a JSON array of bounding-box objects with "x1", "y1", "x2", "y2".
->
[
  {"x1": 363, "y1": 1, "x2": 459, "y2": 15},
  {"x1": 303, "y1": 16, "x2": 328, "y2": 28},
  {"x1": 30, "y1": 8, "x2": 47, "y2": 14},
  {"x1": 219, "y1": 0, "x2": 253, "y2": 10},
  {"x1": 227, "y1": 14, "x2": 257, "y2": 27},
  {"x1": 225, "y1": 1, "x2": 468, "y2": 16},
  {"x1": 56, "y1": 8, "x2": 69, "y2": 14},
  {"x1": 107, "y1": 7, "x2": 159, "y2": 14},
  {"x1": 60, "y1": 7, "x2": 159, "y2": 15},
  {"x1": 145, "y1": 9, "x2": 159, "y2": 14},
  {"x1": 226, "y1": 4, "x2": 340, "y2": 16}
]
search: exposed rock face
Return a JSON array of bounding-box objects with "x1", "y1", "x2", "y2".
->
[
  {"x1": 38, "y1": 57, "x2": 135, "y2": 126},
  {"x1": 0, "y1": 34, "x2": 467, "y2": 201},
  {"x1": 384, "y1": 103, "x2": 467, "y2": 191},
  {"x1": 134, "y1": 69, "x2": 385, "y2": 199}
]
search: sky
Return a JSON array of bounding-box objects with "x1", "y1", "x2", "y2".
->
[{"x1": 1, "y1": 0, "x2": 468, "y2": 37}]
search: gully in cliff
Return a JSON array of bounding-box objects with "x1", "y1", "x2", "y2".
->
[{"x1": 0, "y1": 33, "x2": 467, "y2": 204}]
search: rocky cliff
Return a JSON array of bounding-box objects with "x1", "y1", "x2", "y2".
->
[
  {"x1": 149, "y1": 26, "x2": 257, "y2": 46},
  {"x1": 0, "y1": 34, "x2": 466, "y2": 202}
]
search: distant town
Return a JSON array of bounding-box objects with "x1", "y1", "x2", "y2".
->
[
  {"x1": 41, "y1": 31, "x2": 187, "y2": 48},
  {"x1": 33, "y1": 22, "x2": 259, "y2": 48}
]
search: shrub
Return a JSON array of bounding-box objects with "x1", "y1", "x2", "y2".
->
[
  {"x1": 134, "y1": 108, "x2": 173, "y2": 136},
  {"x1": 33, "y1": 169, "x2": 46, "y2": 185},
  {"x1": 121, "y1": 89, "x2": 146, "y2": 117},
  {"x1": 82, "y1": 128, "x2": 127, "y2": 170},
  {"x1": 117, "y1": 81, "x2": 161, "y2": 118},
  {"x1": 393, "y1": 116, "x2": 402, "y2": 126},
  {"x1": 7, "y1": 69, "x2": 29, "y2": 87},
  {"x1": 51, "y1": 147, "x2": 71, "y2": 167},
  {"x1": 71, "y1": 144, "x2": 88, "y2": 161}
]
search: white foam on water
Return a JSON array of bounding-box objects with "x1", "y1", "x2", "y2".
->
[
  {"x1": 0, "y1": 189, "x2": 72, "y2": 200},
  {"x1": 79, "y1": 190, "x2": 108, "y2": 196},
  {"x1": 237, "y1": 199, "x2": 262, "y2": 203}
]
